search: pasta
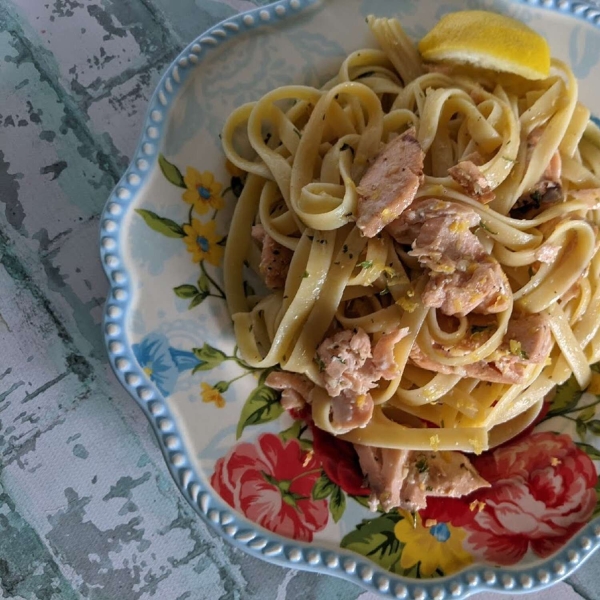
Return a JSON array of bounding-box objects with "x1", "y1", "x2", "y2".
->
[{"x1": 221, "y1": 14, "x2": 600, "y2": 511}]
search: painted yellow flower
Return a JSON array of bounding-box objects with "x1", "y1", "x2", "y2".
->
[
  {"x1": 182, "y1": 219, "x2": 224, "y2": 266},
  {"x1": 182, "y1": 167, "x2": 224, "y2": 214},
  {"x1": 587, "y1": 371, "x2": 600, "y2": 394},
  {"x1": 225, "y1": 158, "x2": 245, "y2": 178},
  {"x1": 394, "y1": 514, "x2": 472, "y2": 577},
  {"x1": 201, "y1": 382, "x2": 225, "y2": 408}
]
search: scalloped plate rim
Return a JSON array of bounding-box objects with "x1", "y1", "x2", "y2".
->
[{"x1": 99, "y1": 0, "x2": 600, "y2": 597}]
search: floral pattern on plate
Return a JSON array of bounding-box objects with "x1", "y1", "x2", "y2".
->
[{"x1": 134, "y1": 152, "x2": 600, "y2": 579}]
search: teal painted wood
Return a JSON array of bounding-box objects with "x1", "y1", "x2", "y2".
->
[{"x1": 0, "y1": 0, "x2": 596, "y2": 598}]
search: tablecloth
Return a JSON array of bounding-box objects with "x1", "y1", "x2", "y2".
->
[{"x1": 0, "y1": 1, "x2": 598, "y2": 598}]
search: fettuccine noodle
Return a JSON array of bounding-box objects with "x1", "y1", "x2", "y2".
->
[{"x1": 221, "y1": 15, "x2": 600, "y2": 490}]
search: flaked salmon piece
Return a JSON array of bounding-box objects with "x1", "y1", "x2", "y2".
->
[
  {"x1": 409, "y1": 313, "x2": 553, "y2": 384},
  {"x1": 355, "y1": 446, "x2": 489, "y2": 512},
  {"x1": 386, "y1": 198, "x2": 479, "y2": 245},
  {"x1": 398, "y1": 451, "x2": 490, "y2": 512},
  {"x1": 512, "y1": 127, "x2": 563, "y2": 217},
  {"x1": 251, "y1": 224, "x2": 293, "y2": 290},
  {"x1": 356, "y1": 128, "x2": 425, "y2": 238},
  {"x1": 534, "y1": 243, "x2": 561, "y2": 264},
  {"x1": 423, "y1": 260, "x2": 512, "y2": 317},
  {"x1": 390, "y1": 199, "x2": 511, "y2": 317},
  {"x1": 354, "y1": 445, "x2": 410, "y2": 511},
  {"x1": 331, "y1": 390, "x2": 374, "y2": 431},
  {"x1": 317, "y1": 328, "x2": 373, "y2": 397},
  {"x1": 503, "y1": 313, "x2": 553, "y2": 363},
  {"x1": 448, "y1": 160, "x2": 495, "y2": 204},
  {"x1": 316, "y1": 327, "x2": 409, "y2": 397},
  {"x1": 265, "y1": 371, "x2": 315, "y2": 411},
  {"x1": 371, "y1": 328, "x2": 410, "y2": 379}
]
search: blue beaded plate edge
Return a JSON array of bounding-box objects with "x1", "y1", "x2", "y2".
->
[{"x1": 99, "y1": 1, "x2": 600, "y2": 597}]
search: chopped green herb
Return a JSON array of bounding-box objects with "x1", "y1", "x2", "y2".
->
[
  {"x1": 314, "y1": 354, "x2": 326, "y2": 372},
  {"x1": 509, "y1": 339, "x2": 529, "y2": 360},
  {"x1": 379, "y1": 287, "x2": 390, "y2": 296},
  {"x1": 415, "y1": 456, "x2": 429, "y2": 473},
  {"x1": 302, "y1": 270, "x2": 309, "y2": 278},
  {"x1": 478, "y1": 221, "x2": 498, "y2": 235},
  {"x1": 334, "y1": 357, "x2": 347, "y2": 364},
  {"x1": 359, "y1": 260, "x2": 373, "y2": 269},
  {"x1": 471, "y1": 325, "x2": 491, "y2": 334}
]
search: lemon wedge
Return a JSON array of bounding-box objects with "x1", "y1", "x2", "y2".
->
[{"x1": 418, "y1": 10, "x2": 551, "y2": 80}]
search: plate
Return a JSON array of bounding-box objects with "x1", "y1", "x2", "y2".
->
[{"x1": 100, "y1": 0, "x2": 600, "y2": 597}]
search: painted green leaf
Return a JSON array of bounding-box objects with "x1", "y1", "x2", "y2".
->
[
  {"x1": 579, "y1": 405, "x2": 597, "y2": 422},
  {"x1": 191, "y1": 360, "x2": 208, "y2": 374},
  {"x1": 189, "y1": 294, "x2": 207, "y2": 309},
  {"x1": 587, "y1": 420, "x2": 600, "y2": 435},
  {"x1": 214, "y1": 380, "x2": 230, "y2": 393},
  {"x1": 576, "y1": 442, "x2": 600, "y2": 460},
  {"x1": 279, "y1": 416, "x2": 312, "y2": 450},
  {"x1": 192, "y1": 343, "x2": 227, "y2": 370},
  {"x1": 197, "y1": 273, "x2": 210, "y2": 294},
  {"x1": 546, "y1": 373, "x2": 583, "y2": 418},
  {"x1": 329, "y1": 484, "x2": 346, "y2": 523},
  {"x1": 236, "y1": 385, "x2": 283, "y2": 439},
  {"x1": 312, "y1": 473, "x2": 336, "y2": 500},
  {"x1": 350, "y1": 494, "x2": 380, "y2": 511},
  {"x1": 593, "y1": 476, "x2": 600, "y2": 518},
  {"x1": 174, "y1": 284, "x2": 198, "y2": 299},
  {"x1": 340, "y1": 513, "x2": 404, "y2": 572},
  {"x1": 135, "y1": 209, "x2": 185, "y2": 238},
  {"x1": 576, "y1": 419, "x2": 588, "y2": 442},
  {"x1": 279, "y1": 420, "x2": 303, "y2": 443},
  {"x1": 158, "y1": 154, "x2": 186, "y2": 188}
]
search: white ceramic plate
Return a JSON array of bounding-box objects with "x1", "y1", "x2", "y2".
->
[{"x1": 100, "y1": 1, "x2": 600, "y2": 597}]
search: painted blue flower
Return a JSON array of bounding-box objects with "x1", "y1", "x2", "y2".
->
[
  {"x1": 133, "y1": 332, "x2": 199, "y2": 397},
  {"x1": 169, "y1": 347, "x2": 201, "y2": 372}
]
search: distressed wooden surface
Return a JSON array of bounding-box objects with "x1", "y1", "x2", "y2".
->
[{"x1": 0, "y1": 1, "x2": 597, "y2": 598}]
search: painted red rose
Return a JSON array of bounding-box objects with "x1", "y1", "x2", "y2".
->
[
  {"x1": 311, "y1": 425, "x2": 370, "y2": 496},
  {"x1": 211, "y1": 433, "x2": 328, "y2": 541},
  {"x1": 424, "y1": 432, "x2": 597, "y2": 565}
]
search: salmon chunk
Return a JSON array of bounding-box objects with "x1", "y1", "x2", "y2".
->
[
  {"x1": 355, "y1": 446, "x2": 489, "y2": 512},
  {"x1": 389, "y1": 199, "x2": 511, "y2": 317},
  {"x1": 357, "y1": 128, "x2": 425, "y2": 238},
  {"x1": 512, "y1": 127, "x2": 563, "y2": 217},
  {"x1": 448, "y1": 160, "x2": 495, "y2": 203},
  {"x1": 251, "y1": 224, "x2": 293, "y2": 289},
  {"x1": 410, "y1": 313, "x2": 553, "y2": 384},
  {"x1": 265, "y1": 371, "x2": 315, "y2": 411},
  {"x1": 316, "y1": 327, "x2": 409, "y2": 396},
  {"x1": 331, "y1": 390, "x2": 374, "y2": 431}
]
